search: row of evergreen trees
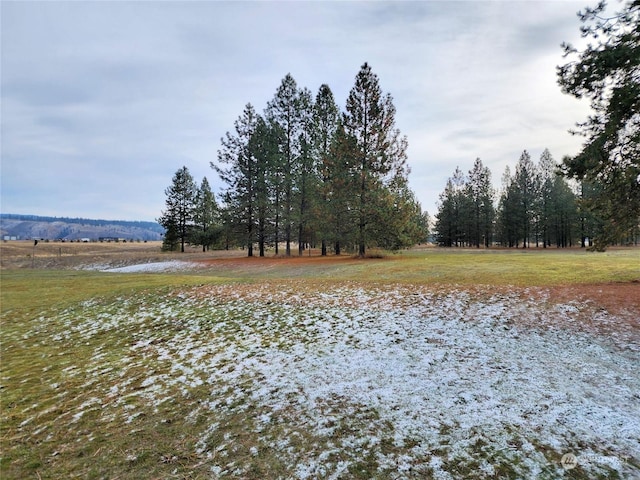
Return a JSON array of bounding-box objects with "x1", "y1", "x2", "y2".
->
[
  {"x1": 435, "y1": 149, "x2": 639, "y2": 249},
  {"x1": 159, "y1": 63, "x2": 429, "y2": 256},
  {"x1": 212, "y1": 63, "x2": 428, "y2": 256}
]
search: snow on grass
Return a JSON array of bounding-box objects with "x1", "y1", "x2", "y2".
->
[
  {"x1": 77, "y1": 259, "x2": 203, "y2": 272},
  {"x1": 99, "y1": 260, "x2": 203, "y2": 273},
  {"x1": 5, "y1": 282, "x2": 639, "y2": 478},
  {"x1": 178, "y1": 284, "x2": 638, "y2": 478}
]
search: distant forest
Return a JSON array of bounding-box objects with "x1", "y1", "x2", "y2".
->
[{"x1": 0, "y1": 214, "x2": 164, "y2": 233}]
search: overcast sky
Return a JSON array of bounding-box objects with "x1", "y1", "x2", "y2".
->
[{"x1": 1, "y1": 0, "x2": 595, "y2": 222}]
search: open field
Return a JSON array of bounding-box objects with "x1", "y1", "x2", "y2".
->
[
  {"x1": 1, "y1": 245, "x2": 639, "y2": 479},
  {"x1": 1, "y1": 240, "x2": 181, "y2": 270}
]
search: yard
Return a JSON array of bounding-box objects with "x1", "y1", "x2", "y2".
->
[{"x1": 1, "y1": 245, "x2": 639, "y2": 479}]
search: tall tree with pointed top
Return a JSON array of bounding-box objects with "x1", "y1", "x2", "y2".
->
[
  {"x1": 466, "y1": 158, "x2": 495, "y2": 248},
  {"x1": 343, "y1": 62, "x2": 409, "y2": 256},
  {"x1": 435, "y1": 167, "x2": 467, "y2": 247},
  {"x1": 295, "y1": 87, "x2": 318, "y2": 255},
  {"x1": 158, "y1": 166, "x2": 197, "y2": 253},
  {"x1": 192, "y1": 176, "x2": 219, "y2": 252},
  {"x1": 265, "y1": 74, "x2": 301, "y2": 256},
  {"x1": 313, "y1": 84, "x2": 341, "y2": 255},
  {"x1": 497, "y1": 166, "x2": 519, "y2": 247},
  {"x1": 249, "y1": 116, "x2": 280, "y2": 257},
  {"x1": 212, "y1": 103, "x2": 258, "y2": 257},
  {"x1": 513, "y1": 150, "x2": 539, "y2": 248},
  {"x1": 326, "y1": 121, "x2": 358, "y2": 255},
  {"x1": 537, "y1": 149, "x2": 557, "y2": 248}
]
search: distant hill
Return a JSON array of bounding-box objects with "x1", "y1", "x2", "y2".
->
[{"x1": 0, "y1": 214, "x2": 164, "y2": 241}]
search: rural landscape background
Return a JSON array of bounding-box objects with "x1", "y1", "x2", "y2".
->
[{"x1": 2, "y1": 0, "x2": 639, "y2": 479}]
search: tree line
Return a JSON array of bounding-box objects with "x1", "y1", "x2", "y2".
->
[
  {"x1": 159, "y1": 63, "x2": 429, "y2": 256},
  {"x1": 435, "y1": 149, "x2": 639, "y2": 249}
]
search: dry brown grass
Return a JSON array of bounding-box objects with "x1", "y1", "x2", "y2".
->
[{"x1": 0, "y1": 240, "x2": 242, "y2": 269}]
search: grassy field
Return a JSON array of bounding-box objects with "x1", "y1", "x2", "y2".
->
[{"x1": 1, "y1": 245, "x2": 639, "y2": 479}]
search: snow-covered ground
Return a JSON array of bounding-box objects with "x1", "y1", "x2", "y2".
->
[
  {"x1": 81, "y1": 260, "x2": 202, "y2": 273},
  {"x1": 25, "y1": 283, "x2": 640, "y2": 478}
]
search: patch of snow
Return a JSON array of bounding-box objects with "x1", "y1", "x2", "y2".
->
[{"x1": 99, "y1": 260, "x2": 202, "y2": 273}]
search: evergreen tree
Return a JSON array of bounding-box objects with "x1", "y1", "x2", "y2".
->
[
  {"x1": 313, "y1": 84, "x2": 340, "y2": 255},
  {"x1": 576, "y1": 177, "x2": 602, "y2": 248},
  {"x1": 325, "y1": 122, "x2": 358, "y2": 255},
  {"x1": 192, "y1": 177, "x2": 219, "y2": 252},
  {"x1": 537, "y1": 149, "x2": 557, "y2": 248},
  {"x1": 549, "y1": 175, "x2": 578, "y2": 247},
  {"x1": 265, "y1": 74, "x2": 302, "y2": 256},
  {"x1": 497, "y1": 166, "x2": 519, "y2": 247},
  {"x1": 513, "y1": 150, "x2": 538, "y2": 247},
  {"x1": 208, "y1": 66, "x2": 424, "y2": 256},
  {"x1": 161, "y1": 218, "x2": 180, "y2": 252},
  {"x1": 158, "y1": 166, "x2": 197, "y2": 253},
  {"x1": 417, "y1": 210, "x2": 431, "y2": 244},
  {"x1": 537, "y1": 149, "x2": 582, "y2": 248},
  {"x1": 435, "y1": 167, "x2": 466, "y2": 247},
  {"x1": 466, "y1": 158, "x2": 495, "y2": 248},
  {"x1": 213, "y1": 104, "x2": 259, "y2": 256},
  {"x1": 558, "y1": 0, "x2": 640, "y2": 249},
  {"x1": 295, "y1": 87, "x2": 318, "y2": 255},
  {"x1": 343, "y1": 62, "x2": 409, "y2": 256},
  {"x1": 374, "y1": 181, "x2": 428, "y2": 250},
  {"x1": 249, "y1": 116, "x2": 280, "y2": 257}
]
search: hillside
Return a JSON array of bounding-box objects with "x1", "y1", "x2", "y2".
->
[{"x1": 0, "y1": 214, "x2": 164, "y2": 241}]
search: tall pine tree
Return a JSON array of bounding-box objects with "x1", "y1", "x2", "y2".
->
[
  {"x1": 192, "y1": 176, "x2": 219, "y2": 252},
  {"x1": 558, "y1": 1, "x2": 640, "y2": 249},
  {"x1": 295, "y1": 87, "x2": 318, "y2": 255},
  {"x1": 213, "y1": 104, "x2": 259, "y2": 256},
  {"x1": 513, "y1": 150, "x2": 538, "y2": 248},
  {"x1": 266, "y1": 74, "x2": 302, "y2": 256},
  {"x1": 313, "y1": 84, "x2": 340, "y2": 255},
  {"x1": 158, "y1": 166, "x2": 197, "y2": 253},
  {"x1": 466, "y1": 158, "x2": 495, "y2": 248},
  {"x1": 343, "y1": 62, "x2": 409, "y2": 256},
  {"x1": 435, "y1": 167, "x2": 466, "y2": 247}
]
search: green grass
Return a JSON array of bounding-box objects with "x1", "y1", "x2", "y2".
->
[
  {"x1": 364, "y1": 248, "x2": 640, "y2": 286},
  {"x1": 1, "y1": 248, "x2": 638, "y2": 479},
  {"x1": 2, "y1": 249, "x2": 638, "y2": 315},
  {"x1": 0, "y1": 270, "x2": 229, "y2": 320},
  {"x1": 257, "y1": 248, "x2": 640, "y2": 286}
]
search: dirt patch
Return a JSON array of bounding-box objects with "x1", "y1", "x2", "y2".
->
[
  {"x1": 547, "y1": 282, "x2": 640, "y2": 317},
  {"x1": 196, "y1": 251, "x2": 363, "y2": 268},
  {"x1": 540, "y1": 282, "x2": 640, "y2": 346}
]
